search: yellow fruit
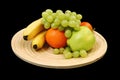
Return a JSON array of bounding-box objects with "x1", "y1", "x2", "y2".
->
[
  {"x1": 32, "y1": 31, "x2": 46, "y2": 50},
  {"x1": 23, "y1": 18, "x2": 44, "y2": 40}
]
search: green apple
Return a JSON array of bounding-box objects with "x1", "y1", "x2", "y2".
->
[{"x1": 67, "y1": 26, "x2": 96, "y2": 51}]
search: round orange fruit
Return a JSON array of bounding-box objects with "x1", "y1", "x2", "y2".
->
[{"x1": 45, "y1": 28, "x2": 67, "y2": 48}]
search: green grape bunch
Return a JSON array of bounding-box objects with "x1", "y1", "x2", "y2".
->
[{"x1": 41, "y1": 9, "x2": 82, "y2": 31}]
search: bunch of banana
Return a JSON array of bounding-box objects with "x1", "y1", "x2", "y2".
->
[{"x1": 23, "y1": 18, "x2": 46, "y2": 50}]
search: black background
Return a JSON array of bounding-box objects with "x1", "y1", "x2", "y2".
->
[{"x1": 1, "y1": 0, "x2": 118, "y2": 79}]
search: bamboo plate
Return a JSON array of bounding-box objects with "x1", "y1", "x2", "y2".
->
[{"x1": 11, "y1": 29, "x2": 107, "y2": 69}]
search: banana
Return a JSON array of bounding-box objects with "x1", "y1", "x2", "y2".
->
[
  {"x1": 32, "y1": 31, "x2": 46, "y2": 50},
  {"x1": 23, "y1": 18, "x2": 44, "y2": 40}
]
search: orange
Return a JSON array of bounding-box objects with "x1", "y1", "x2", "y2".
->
[
  {"x1": 80, "y1": 22, "x2": 93, "y2": 31},
  {"x1": 45, "y1": 28, "x2": 67, "y2": 48}
]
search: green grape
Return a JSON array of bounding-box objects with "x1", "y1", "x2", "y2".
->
[
  {"x1": 65, "y1": 29, "x2": 72, "y2": 38},
  {"x1": 73, "y1": 20, "x2": 80, "y2": 30},
  {"x1": 58, "y1": 25, "x2": 65, "y2": 31},
  {"x1": 76, "y1": 20, "x2": 81, "y2": 24},
  {"x1": 56, "y1": 10, "x2": 63, "y2": 14},
  {"x1": 76, "y1": 14, "x2": 82, "y2": 20},
  {"x1": 69, "y1": 15, "x2": 77, "y2": 21},
  {"x1": 65, "y1": 13, "x2": 71, "y2": 20},
  {"x1": 42, "y1": 12, "x2": 49, "y2": 18},
  {"x1": 68, "y1": 20, "x2": 77, "y2": 28},
  {"x1": 54, "y1": 18, "x2": 61, "y2": 26},
  {"x1": 59, "y1": 47, "x2": 64, "y2": 54},
  {"x1": 41, "y1": 18, "x2": 46, "y2": 24},
  {"x1": 46, "y1": 15, "x2": 54, "y2": 23},
  {"x1": 74, "y1": 24, "x2": 80, "y2": 31},
  {"x1": 65, "y1": 46, "x2": 71, "y2": 51},
  {"x1": 63, "y1": 46, "x2": 71, "y2": 54},
  {"x1": 73, "y1": 51, "x2": 80, "y2": 58},
  {"x1": 65, "y1": 10, "x2": 71, "y2": 14},
  {"x1": 63, "y1": 49, "x2": 69, "y2": 54},
  {"x1": 44, "y1": 22, "x2": 51, "y2": 29},
  {"x1": 51, "y1": 13, "x2": 56, "y2": 19},
  {"x1": 46, "y1": 9, "x2": 53, "y2": 15},
  {"x1": 71, "y1": 12, "x2": 77, "y2": 16},
  {"x1": 64, "y1": 51, "x2": 73, "y2": 59},
  {"x1": 61, "y1": 20, "x2": 68, "y2": 27},
  {"x1": 57, "y1": 13, "x2": 65, "y2": 20},
  {"x1": 79, "y1": 50, "x2": 88, "y2": 58},
  {"x1": 53, "y1": 48, "x2": 60, "y2": 54},
  {"x1": 51, "y1": 23, "x2": 58, "y2": 29}
]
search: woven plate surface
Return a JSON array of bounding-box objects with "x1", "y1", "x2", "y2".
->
[{"x1": 11, "y1": 29, "x2": 107, "y2": 69}]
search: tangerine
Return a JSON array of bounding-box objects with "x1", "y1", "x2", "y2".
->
[
  {"x1": 80, "y1": 22, "x2": 93, "y2": 31},
  {"x1": 45, "y1": 28, "x2": 67, "y2": 48}
]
